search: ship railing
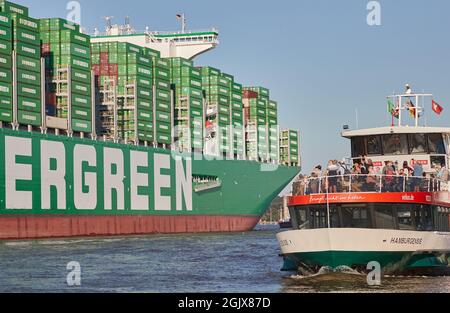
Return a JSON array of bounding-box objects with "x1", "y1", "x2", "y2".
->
[{"x1": 298, "y1": 174, "x2": 449, "y2": 196}]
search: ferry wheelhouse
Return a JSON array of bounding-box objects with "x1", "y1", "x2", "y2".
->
[{"x1": 277, "y1": 88, "x2": 450, "y2": 275}]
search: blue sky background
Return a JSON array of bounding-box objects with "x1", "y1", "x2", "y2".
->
[{"x1": 21, "y1": 0, "x2": 450, "y2": 172}]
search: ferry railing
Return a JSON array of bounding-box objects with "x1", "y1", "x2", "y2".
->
[{"x1": 298, "y1": 174, "x2": 449, "y2": 196}]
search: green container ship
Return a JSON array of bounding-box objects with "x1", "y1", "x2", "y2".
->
[{"x1": 0, "y1": 1, "x2": 300, "y2": 239}]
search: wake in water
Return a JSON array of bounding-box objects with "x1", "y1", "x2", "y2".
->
[{"x1": 290, "y1": 265, "x2": 365, "y2": 280}]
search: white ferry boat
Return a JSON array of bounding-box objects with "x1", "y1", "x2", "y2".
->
[{"x1": 277, "y1": 87, "x2": 450, "y2": 275}]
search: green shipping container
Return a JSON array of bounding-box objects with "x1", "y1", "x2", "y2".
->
[
  {"x1": 136, "y1": 98, "x2": 152, "y2": 111},
  {"x1": 90, "y1": 43, "x2": 100, "y2": 54},
  {"x1": 18, "y1": 96, "x2": 41, "y2": 112},
  {"x1": 143, "y1": 48, "x2": 160, "y2": 59},
  {"x1": 0, "y1": 67, "x2": 11, "y2": 82},
  {"x1": 154, "y1": 67, "x2": 170, "y2": 81},
  {"x1": 0, "y1": 81, "x2": 11, "y2": 97},
  {"x1": 10, "y1": 14, "x2": 39, "y2": 32},
  {"x1": 18, "y1": 83, "x2": 40, "y2": 100},
  {"x1": 18, "y1": 110, "x2": 41, "y2": 126},
  {"x1": 0, "y1": 12, "x2": 11, "y2": 28},
  {"x1": 13, "y1": 27, "x2": 40, "y2": 46},
  {"x1": 60, "y1": 56, "x2": 90, "y2": 71},
  {"x1": 60, "y1": 30, "x2": 90, "y2": 46},
  {"x1": 0, "y1": 39, "x2": 12, "y2": 55},
  {"x1": 156, "y1": 122, "x2": 171, "y2": 134},
  {"x1": 156, "y1": 133, "x2": 171, "y2": 144},
  {"x1": 49, "y1": 31, "x2": 60, "y2": 43},
  {"x1": 137, "y1": 121, "x2": 153, "y2": 133},
  {"x1": 0, "y1": 95, "x2": 11, "y2": 109},
  {"x1": 0, "y1": 25, "x2": 11, "y2": 41},
  {"x1": 17, "y1": 69, "x2": 40, "y2": 86},
  {"x1": 155, "y1": 89, "x2": 171, "y2": 102},
  {"x1": 72, "y1": 69, "x2": 91, "y2": 84},
  {"x1": 138, "y1": 131, "x2": 153, "y2": 142},
  {"x1": 117, "y1": 42, "x2": 141, "y2": 55},
  {"x1": 0, "y1": 108, "x2": 12, "y2": 122},
  {"x1": 0, "y1": 54, "x2": 11, "y2": 69},
  {"x1": 71, "y1": 94, "x2": 90, "y2": 110},
  {"x1": 155, "y1": 100, "x2": 170, "y2": 112},
  {"x1": 136, "y1": 88, "x2": 152, "y2": 100},
  {"x1": 137, "y1": 109, "x2": 153, "y2": 122},
  {"x1": 231, "y1": 101, "x2": 242, "y2": 111},
  {"x1": 49, "y1": 18, "x2": 80, "y2": 32},
  {"x1": 40, "y1": 31, "x2": 50, "y2": 44},
  {"x1": 156, "y1": 110, "x2": 171, "y2": 123},
  {"x1": 17, "y1": 55, "x2": 41, "y2": 73},
  {"x1": 201, "y1": 67, "x2": 221, "y2": 77},
  {"x1": 0, "y1": 1, "x2": 28, "y2": 17},
  {"x1": 72, "y1": 106, "x2": 91, "y2": 120},
  {"x1": 72, "y1": 81, "x2": 91, "y2": 96},
  {"x1": 14, "y1": 41, "x2": 40, "y2": 59},
  {"x1": 170, "y1": 57, "x2": 193, "y2": 68},
  {"x1": 72, "y1": 119, "x2": 92, "y2": 133},
  {"x1": 60, "y1": 43, "x2": 91, "y2": 59},
  {"x1": 128, "y1": 64, "x2": 152, "y2": 78},
  {"x1": 39, "y1": 18, "x2": 50, "y2": 32}
]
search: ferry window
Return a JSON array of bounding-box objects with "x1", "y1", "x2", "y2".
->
[
  {"x1": 397, "y1": 206, "x2": 414, "y2": 230},
  {"x1": 374, "y1": 205, "x2": 396, "y2": 230},
  {"x1": 414, "y1": 205, "x2": 433, "y2": 231},
  {"x1": 310, "y1": 208, "x2": 327, "y2": 229},
  {"x1": 366, "y1": 136, "x2": 382, "y2": 156},
  {"x1": 352, "y1": 137, "x2": 366, "y2": 158},
  {"x1": 408, "y1": 133, "x2": 428, "y2": 154},
  {"x1": 382, "y1": 134, "x2": 408, "y2": 155},
  {"x1": 295, "y1": 207, "x2": 309, "y2": 230},
  {"x1": 428, "y1": 134, "x2": 446, "y2": 154},
  {"x1": 341, "y1": 207, "x2": 371, "y2": 228},
  {"x1": 330, "y1": 207, "x2": 340, "y2": 228}
]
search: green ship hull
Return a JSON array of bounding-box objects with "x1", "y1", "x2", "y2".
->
[{"x1": 0, "y1": 128, "x2": 300, "y2": 239}]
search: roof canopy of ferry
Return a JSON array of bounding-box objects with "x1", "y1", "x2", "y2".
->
[{"x1": 342, "y1": 126, "x2": 450, "y2": 139}]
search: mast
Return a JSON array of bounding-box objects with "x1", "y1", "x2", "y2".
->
[{"x1": 387, "y1": 85, "x2": 432, "y2": 127}]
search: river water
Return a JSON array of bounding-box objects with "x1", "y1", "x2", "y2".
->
[{"x1": 0, "y1": 225, "x2": 449, "y2": 293}]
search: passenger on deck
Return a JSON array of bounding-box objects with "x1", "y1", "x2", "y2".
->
[
  {"x1": 327, "y1": 160, "x2": 339, "y2": 193},
  {"x1": 412, "y1": 160, "x2": 424, "y2": 192},
  {"x1": 351, "y1": 163, "x2": 362, "y2": 192},
  {"x1": 382, "y1": 161, "x2": 396, "y2": 192},
  {"x1": 365, "y1": 166, "x2": 378, "y2": 192}
]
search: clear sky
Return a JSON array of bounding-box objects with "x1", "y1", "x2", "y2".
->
[{"x1": 20, "y1": 0, "x2": 450, "y2": 173}]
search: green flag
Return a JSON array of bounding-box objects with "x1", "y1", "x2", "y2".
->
[{"x1": 387, "y1": 100, "x2": 399, "y2": 119}]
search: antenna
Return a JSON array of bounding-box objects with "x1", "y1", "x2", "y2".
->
[
  {"x1": 103, "y1": 16, "x2": 114, "y2": 31},
  {"x1": 176, "y1": 13, "x2": 187, "y2": 33}
]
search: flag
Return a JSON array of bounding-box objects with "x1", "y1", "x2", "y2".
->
[
  {"x1": 407, "y1": 99, "x2": 416, "y2": 118},
  {"x1": 432, "y1": 100, "x2": 444, "y2": 115},
  {"x1": 387, "y1": 100, "x2": 399, "y2": 118}
]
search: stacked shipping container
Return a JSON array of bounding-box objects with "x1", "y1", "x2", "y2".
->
[
  {"x1": 170, "y1": 57, "x2": 204, "y2": 152},
  {"x1": 0, "y1": 0, "x2": 300, "y2": 168},
  {"x1": 91, "y1": 41, "x2": 154, "y2": 143},
  {"x1": 280, "y1": 129, "x2": 300, "y2": 167},
  {"x1": 40, "y1": 17, "x2": 92, "y2": 133},
  {"x1": 152, "y1": 57, "x2": 172, "y2": 146},
  {"x1": 0, "y1": 11, "x2": 12, "y2": 123},
  {"x1": 201, "y1": 67, "x2": 232, "y2": 156},
  {"x1": 0, "y1": 0, "x2": 43, "y2": 127}
]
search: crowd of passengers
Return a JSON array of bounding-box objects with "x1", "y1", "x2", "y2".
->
[{"x1": 292, "y1": 157, "x2": 450, "y2": 195}]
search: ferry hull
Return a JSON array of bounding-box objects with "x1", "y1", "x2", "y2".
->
[{"x1": 277, "y1": 228, "x2": 450, "y2": 275}]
